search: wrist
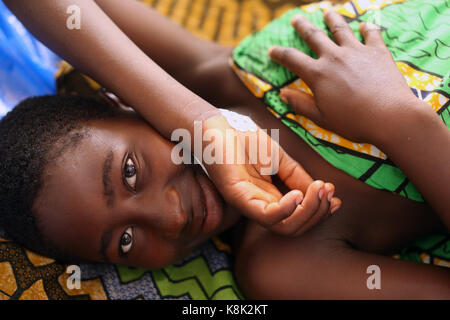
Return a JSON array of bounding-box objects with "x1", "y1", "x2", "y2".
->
[
  {"x1": 373, "y1": 99, "x2": 441, "y2": 152},
  {"x1": 194, "y1": 109, "x2": 259, "y2": 171}
]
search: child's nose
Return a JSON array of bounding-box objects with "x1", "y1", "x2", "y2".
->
[{"x1": 157, "y1": 186, "x2": 189, "y2": 240}]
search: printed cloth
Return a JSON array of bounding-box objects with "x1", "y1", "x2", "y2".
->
[
  {"x1": 232, "y1": 0, "x2": 450, "y2": 202},
  {"x1": 0, "y1": 0, "x2": 448, "y2": 300}
]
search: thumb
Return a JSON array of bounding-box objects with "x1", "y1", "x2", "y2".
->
[{"x1": 280, "y1": 88, "x2": 321, "y2": 123}]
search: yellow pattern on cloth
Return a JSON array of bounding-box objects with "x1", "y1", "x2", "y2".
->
[
  {"x1": 281, "y1": 61, "x2": 446, "y2": 160},
  {"x1": 143, "y1": 0, "x2": 324, "y2": 46},
  {"x1": 301, "y1": 0, "x2": 407, "y2": 16},
  {"x1": 231, "y1": 58, "x2": 447, "y2": 160},
  {"x1": 231, "y1": 25, "x2": 447, "y2": 161}
]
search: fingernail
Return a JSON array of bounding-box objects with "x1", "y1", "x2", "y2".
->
[
  {"x1": 296, "y1": 193, "x2": 303, "y2": 205},
  {"x1": 365, "y1": 22, "x2": 379, "y2": 30},
  {"x1": 268, "y1": 45, "x2": 278, "y2": 56},
  {"x1": 327, "y1": 190, "x2": 334, "y2": 202},
  {"x1": 319, "y1": 188, "x2": 324, "y2": 200},
  {"x1": 291, "y1": 15, "x2": 303, "y2": 26}
]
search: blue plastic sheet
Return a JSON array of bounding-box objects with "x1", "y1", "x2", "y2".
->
[{"x1": 0, "y1": 1, "x2": 60, "y2": 119}]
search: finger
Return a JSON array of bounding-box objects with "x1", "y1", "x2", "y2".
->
[
  {"x1": 359, "y1": 21, "x2": 385, "y2": 48},
  {"x1": 277, "y1": 146, "x2": 313, "y2": 192},
  {"x1": 292, "y1": 182, "x2": 332, "y2": 236},
  {"x1": 260, "y1": 189, "x2": 305, "y2": 227},
  {"x1": 269, "y1": 46, "x2": 318, "y2": 84},
  {"x1": 280, "y1": 88, "x2": 322, "y2": 123},
  {"x1": 271, "y1": 180, "x2": 325, "y2": 235},
  {"x1": 320, "y1": 183, "x2": 335, "y2": 220},
  {"x1": 329, "y1": 197, "x2": 342, "y2": 215},
  {"x1": 231, "y1": 180, "x2": 303, "y2": 227},
  {"x1": 323, "y1": 10, "x2": 359, "y2": 46},
  {"x1": 291, "y1": 14, "x2": 337, "y2": 56}
]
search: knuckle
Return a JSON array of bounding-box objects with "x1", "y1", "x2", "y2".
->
[
  {"x1": 365, "y1": 28, "x2": 381, "y2": 37},
  {"x1": 371, "y1": 46, "x2": 389, "y2": 57},
  {"x1": 279, "y1": 47, "x2": 297, "y2": 63},
  {"x1": 278, "y1": 158, "x2": 297, "y2": 182},
  {"x1": 326, "y1": 49, "x2": 340, "y2": 61},
  {"x1": 311, "y1": 60, "x2": 325, "y2": 77},
  {"x1": 364, "y1": 24, "x2": 382, "y2": 36},
  {"x1": 331, "y1": 23, "x2": 351, "y2": 37},
  {"x1": 302, "y1": 27, "x2": 321, "y2": 42}
]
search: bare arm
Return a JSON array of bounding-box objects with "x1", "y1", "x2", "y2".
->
[
  {"x1": 238, "y1": 235, "x2": 450, "y2": 299},
  {"x1": 4, "y1": 0, "x2": 217, "y2": 139},
  {"x1": 92, "y1": 0, "x2": 235, "y2": 107},
  {"x1": 375, "y1": 103, "x2": 450, "y2": 229},
  {"x1": 235, "y1": 222, "x2": 450, "y2": 299}
]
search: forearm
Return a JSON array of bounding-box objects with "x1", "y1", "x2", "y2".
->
[
  {"x1": 236, "y1": 224, "x2": 450, "y2": 300},
  {"x1": 93, "y1": 0, "x2": 225, "y2": 87},
  {"x1": 375, "y1": 102, "x2": 450, "y2": 229},
  {"x1": 4, "y1": 0, "x2": 217, "y2": 138}
]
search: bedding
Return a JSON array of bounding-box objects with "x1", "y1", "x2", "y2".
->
[
  {"x1": 0, "y1": 0, "x2": 448, "y2": 300},
  {"x1": 0, "y1": 230, "x2": 242, "y2": 300}
]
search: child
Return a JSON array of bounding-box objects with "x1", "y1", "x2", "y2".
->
[{"x1": 1, "y1": 0, "x2": 449, "y2": 299}]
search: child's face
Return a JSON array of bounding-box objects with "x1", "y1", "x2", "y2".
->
[{"x1": 33, "y1": 110, "x2": 239, "y2": 268}]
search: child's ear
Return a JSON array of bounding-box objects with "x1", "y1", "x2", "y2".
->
[{"x1": 98, "y1": 88, "x2": 134, "y2": 112}]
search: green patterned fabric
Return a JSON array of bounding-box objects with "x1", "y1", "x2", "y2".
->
[
  {"x1": 116, "y1": 242, "x2": 243, "y2": 300},
  {"x1": 232, "y1": 0, "x2": 450, "y2": 202},
  {"x1": 398, "y1": 232, "x2": 450, "y2": 267},
  {"x1": 0, "y1": 232, "x2": 243, "y2": 300},
  {"x1": 231, "y1": 0, "x2": 450, "y2": 269}
]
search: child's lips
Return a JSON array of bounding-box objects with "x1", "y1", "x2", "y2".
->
[
  {"x1": 191, "y1": 171, "x2": 207, "y2": 236},
  {"x1": 193, "y1": 167, "x2": 223, "y2": 237}
]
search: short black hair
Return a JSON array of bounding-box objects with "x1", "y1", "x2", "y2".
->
[{"x1": 0, "y1": 94, "x2": 118, "y2": 262}]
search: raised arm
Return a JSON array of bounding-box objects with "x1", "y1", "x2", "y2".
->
[
  {"x1": 93, "y1": 0, "x2": 228, "y2": 103},
  {"x1": 4, "y1": 0, "x2": 216, "y2": 139}
]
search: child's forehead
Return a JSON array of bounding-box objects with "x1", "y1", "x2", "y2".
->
[
  {"x1": 33, "y1": 130, "x2": 118, "y2": 257},
  {"x1": 38, "y1": 133, "x2": 110, "y2": 202}
]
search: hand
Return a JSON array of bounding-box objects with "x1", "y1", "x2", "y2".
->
[
  {"x1": 268, "y1": 11, "x2": 420, "y2": 144},
  {"x1": 201, "y1": 112, "x2": 341, "y2": 236}
]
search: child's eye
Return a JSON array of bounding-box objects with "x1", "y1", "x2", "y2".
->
[
  {"x1": 120, "y1": 227, "x2": 133, "y2": 254},
  {"x1": 123, "y1": 157, "x2": 137, "y2": 190}
]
